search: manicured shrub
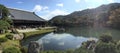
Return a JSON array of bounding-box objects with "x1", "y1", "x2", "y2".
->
[
  {"x1": 99, "y1": 34, "x2": 113, "y2": 43},
  {"x1": 6, "y1": 34, "x2": 13, "y2": 40},
  {"x1": 0, "y1": 38, "x2": 7, "y2": 43},
  {"x1": 95, "y1": 42, "x2": 117, "y2": 53},
  {"x1": 20, "y1": 46, "x2": 28, "y2": 53},
  {"x1": 3, "y1": 47, "x2": 21, "y2": 53},
  {"x1": 116, "y1": 41, "x2": 120, "y2": 53},
  {"x1": 5, "y1": 30, "x2": 9, "y2": 33}
]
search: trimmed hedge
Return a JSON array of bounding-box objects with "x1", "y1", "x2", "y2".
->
[
  {"x1": 0, "y1": 37, "x2": 7, "y2": 43},
  {"x1": 6, "y1": 34, "x2": 13, "y2": 40}
]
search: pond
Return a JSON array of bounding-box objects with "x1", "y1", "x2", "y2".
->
[{"x1": 21, "y1": 27, "x2": 120, "y2": 50}]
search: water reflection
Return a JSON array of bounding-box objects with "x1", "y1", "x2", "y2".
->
[
  {"x1": 37, "y1": 33, "x2": 97, "y2": 50},
  {"x1": 65, "y1": 27, "x2": 120, "y2": 40},
  {"x1": 21, "y1": 27, "x2": 120, "y2": 50}
]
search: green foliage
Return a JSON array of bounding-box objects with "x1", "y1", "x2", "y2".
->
[
  {"x1": 74, "y1": 48, "x2": 94, "y2": 53},
  {"x1": 41, "y1": 48, "x2": 92, "y2": 53},
  {"x1": 116, "y1": 41, "x2": 120, "y2": 53},
  {"x1": 41, "y1": 50, "x2": 66, "y2": 53},
  {"x1": 3, "y1": 47, "x2": 21, "y2": 53},
  {"x1": 0, "y1": 20, "x2": 10, "y2": 30},
  {"x1": 50, "y1": 3, "x2": 120, "y2": 28},
  {"x1": 0, "y1": 37, "x2": 7, "y2": 43},
  {"x1": 0, "y1": 4, "x2": 12, "y2": 34},
  {"x1": 23, "y1": 29, "x2": 54, "y2": 38},
  {"x1": 0, "y1": 4, "x2": 9, "y2": 19},
  {"x1": 107, "y1": 8, "x2": 120, "y2": 29},
  {"x1": 95, "y1": 42, "x2": 117, "y2": 53},
  {"x1": 80, "y1": 40, "x2": 96, "y2": 51},
  {"x1": 65, "y1": 49, "x2": 74, "y2": 53},
  {"x1": 5, "y1": 30, "x2": 9, "y2": 33},
  {"x1": 20, "y1": 46, "x2": 28, "y2": 53},
  {"x1": 5, "y1": 34, "x2": 13, "y2": 40},
  {"x1": 50, "y1": 15, "x2": 93, "y2": 27},
  {"x1": 0, "y1": 4, "x2": 12, "y2": 23},
  {"x1": 50, "y1": 15, "x2": 66, "y2": 26},
  {"x1": 0, "y1": 20, "x2": 10, "y2": 33},
  {"x1": 99, "y1": 34, "x2": 113, "y2": 43}
]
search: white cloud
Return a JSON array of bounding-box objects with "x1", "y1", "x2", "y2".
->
[
  {"x1": 84, "y1": 0, "x2": 104, "y2": 3},
  {"x1": 107, "y1": 0, "x2": 115, "y2": 3},
  {"x1": 75, "y1": 0, "x2": 80, "y2": 3},
  {"x1": 84, "y1": 0, "x2": 115, "y2": 3},
  {"x1": 58, "y1": 42, "x2": 64, "y2": 46},
  {"x1": 43, "y1": 6, "x2": 49, "y2": 10},
  {"x1": 17, "y1": 1, "x2": 23, "y2": 4},
  {"x1": 56, "y1": 3, "x2": 64, "y2": 7},
  {"x1": 41, "y1": 9, "x2": 69, "y2": 20},
  {"x1": 33, "y1": 5, "x2": 42, "y2": 12},
  {"x1": 33, "y1": 5, "x2": 49, "y2": 12}
]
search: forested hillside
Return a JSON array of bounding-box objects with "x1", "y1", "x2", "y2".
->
[{"x1": 50, "y1": 3, "x2": 120, "y2": 29}]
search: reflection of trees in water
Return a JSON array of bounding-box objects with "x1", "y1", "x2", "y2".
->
[
  {"x1": 21, "y1": 33, "x2": 48, "y2": 46},
  {"x1": 65, "y1": 27, "x2": 96, "y2": 37},
  {"x1": 64, "y1": 27, "x2": 120, "y2": 40}
]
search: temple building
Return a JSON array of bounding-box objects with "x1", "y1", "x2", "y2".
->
[{"x1": 8, "y1": 8, "x2": 46, "y2": 28}]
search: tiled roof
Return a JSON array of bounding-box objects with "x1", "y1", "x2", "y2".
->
[{"x1": 8, "y1": 8, "x2": 45, "y2": 21}]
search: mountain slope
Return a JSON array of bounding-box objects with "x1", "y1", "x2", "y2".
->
[{"x1": 50, "y1": 3, "x2": 120, "y2": 28}]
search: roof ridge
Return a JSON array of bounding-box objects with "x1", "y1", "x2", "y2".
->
[{"x1": 7, "y1": 7, "x2": 33, "y2": 13}]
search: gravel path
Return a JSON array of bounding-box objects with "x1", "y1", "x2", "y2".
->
[{"x1": 17, "y1": 28, "x2": 38, "y2": 33}]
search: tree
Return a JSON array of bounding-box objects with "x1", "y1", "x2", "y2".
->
[
  {"x1": 0, "y1": 4, "x2": 12, "y2": 22},
  {"x1": 0, "y1": 20, "x2": 10, "y2": 29},
  {"x1": 0, "y1": 4, "x2": 12, "y2": 33},
  {"x1": 107, "y1": 8, "x2": 120, "y2": 29},
  {"x1": 0, "y1": 20, "x2": 10, "y2": 33}
]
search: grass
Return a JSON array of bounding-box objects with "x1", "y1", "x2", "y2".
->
[
  {"x1": 0, "y1": 27, "x2": 55, "y2": 52},
  {"x1": 0, "y1": 33, "x2": 20, "y2": 49},
  {"x1": 1, "y1": 40, "x2": 20, "y2": 49},
  {"x1": 0, "y1": 33, "x2": 10, "y2": 38},
  {"x1": 23, "y1": 29, "x2": 54, "y2": 38}
]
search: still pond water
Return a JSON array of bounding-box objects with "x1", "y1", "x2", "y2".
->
[{"x1": 21, "y1": 27, "x2": 120, "y2": 50}]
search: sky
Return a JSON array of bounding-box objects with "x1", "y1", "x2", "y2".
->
[{"x1": 0, "y1": 0, "x2": 120, "y2": 20}]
